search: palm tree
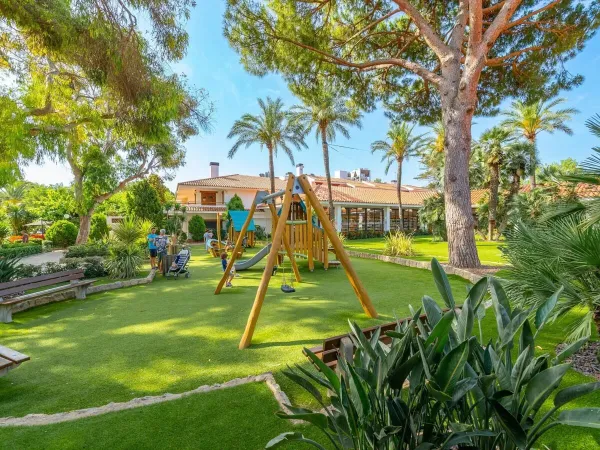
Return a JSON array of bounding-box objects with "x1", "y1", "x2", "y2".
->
[
  {"x1": 473, "y1": 127, "x2": 513, "y2": 240},
  {"x1": 0, "y1": 182, "x2": 30, "y2": 205},
  {"x1": 371, "y1": 122, "x2": 426, "y2": 231},
  {"x1": 228, "y1": 97, "x2": 306, "y2": 193},
  {"x1": 291, "y1": 91, "x2": 362, "y2": 219},
  {"x1": 501, "y1": 98, "x2": 578, "y2": 187}
]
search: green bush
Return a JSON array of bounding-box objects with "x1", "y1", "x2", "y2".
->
[
  {"x1": 45, "y1": 220, "x2": 78, "y2": 248},
  {"x1": 178, "y1": 231, "x2": 188, "y2": 244},
  {"x1": 383, "y1": 230, "x2": 415, "y2": 256},
  {"x1": 255, "y1": 224, "x2": 267, "y2": 240},
  {"x1": 0, "y1": 223, "x2": 10, "y2": 242},
  {"x1": 0, "y1": 244, "x2": 42, "y2": 258},
  {"x1": 226, "y1": 194, "x2": 245, "y2": 210},
  {"x1": 188, "y1": 215, "x2": 206, "y2": 241},
  {"x1": 61, "y1": 256, "x2": 107, "y2": 278},
  {"x1": 270, "y1": 260, "x2": 600, "y2": 449},
  {"x1": 0, "y1": 256, "x2": 23, "y2": 282},
  {"x1": 89, "y1": 213, "x2": 110, "y2": 241},
  {"x1": 65, "y1": 243, "x2": 108, "y2": 258},
  {"x1": 105, "y1": 243, "x2": 143, "y2": 279}
]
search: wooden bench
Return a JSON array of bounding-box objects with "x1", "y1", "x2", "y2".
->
[
  {"x1": 0, "y1": 269, "x2": 95, "y2": 323},
  {"x1": 305, "y1": 312, "x2": 433, "y2": 370},
  {"x1": 0, "y1": 345, "x2": 30, "y2": 376}
]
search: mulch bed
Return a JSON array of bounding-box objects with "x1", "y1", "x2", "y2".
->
[{"x1": 556, "y1": 341, "x2": 600, "y2": 380}]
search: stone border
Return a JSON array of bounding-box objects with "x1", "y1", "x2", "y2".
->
[
  {"x1": 346, "y1": 250, "x2": 482, "y2": 284},
  {"x1": 0, "y1": 372, "x2": 295, "y2": 427},
  {"x1": 11, "y1": 270, "x2": 157, "y2": 315}
]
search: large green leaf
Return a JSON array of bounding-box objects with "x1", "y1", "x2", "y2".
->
[
  {"x1": 534, "y1": 286, "x2": 563, "y2": 330},
  {"x1": 422, "y1": 295, "x2": 443, "y2": 326},
  {"x1": 388, "y1": 352, "x2": 421, "y2": 390},
  {"x1": 451, "y1": 377, "x2": 477, "y2": 403},
  {"x1": 434, "y1": 340, "x2": 470, "y2": 395},
  {"x1": 266, "y1": 432, "x2": 328, "y2": 449},
  {"x1": 282, "y1": 368, "x2": 323, "y2": 403},
  {"x1": 557, "y1": 408, "x2": 600, "y2": 429},
  {"x1": 519, "y1": 320, "x2": 534, "y2": 361},
  {"x1": 457, "y1": 297, "x2": 474, "y2": 342},
  {"x1": 525, "y1": 364, "x2": 570, "y2": 414},
  {"x1": 441, "y1": 430, "x2": 497, "y2": 449},
  {"x1": 554, "y1": 382, "x2": 600, "y2": 408},
  {"x1": 501, "y1": 310, "x2": 530, "y2": 349},
  {"x1": 491, "y1": 400, "x2": 528, "y2": 449},
  {"x1": 424, "y1": 310, "x2": 454, "y2": 350},
  {"x1": 489, "y1": 280, "x2": 510, "y2": 333},
  {"x1": 468, "y1": 276, "x2": 489, "y2": 310},
  {"x1": 276, "y1": 408, "x2": 329, "y2": 428},
  {"x1": 431, "y1": 258, "x2": 455, "y2": 309},
  {"x1": 347, "y1": 364, "x2": 371, "y2": 418},
  {"x1": 553, "y1": 337, "x2": 588, "y2": 365},
  {"x1": 303, "y1": 348, "x2": 341, "y2": 394},
  {"x1": 511, "y1": 346, "x2": 532, "y2": 390},
  {"x1": 489, "y1": 277, "x2": 511, "y2": 318}
]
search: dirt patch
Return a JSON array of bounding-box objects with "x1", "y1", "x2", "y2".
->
[{"x1": 556, "y1": 341, "x2": 600, "y2": 380}]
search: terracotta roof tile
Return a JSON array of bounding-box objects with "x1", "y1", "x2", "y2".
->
[{"x1": 179, "y1": 174, "x2": 287, "y2": 190}]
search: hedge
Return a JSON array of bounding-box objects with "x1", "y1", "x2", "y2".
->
[
  {"x1": 0, "y1": 245, "x2": 42, "y2": 258},
  {"x1": 18, "y1": 256, "x2": 107, "y2": 279},
  {"x1": 65, "y1": 244, "x2": 109, "y2": 258}
]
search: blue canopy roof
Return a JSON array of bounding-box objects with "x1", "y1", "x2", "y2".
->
[{"x1": 228, "y1": 210, "x2": 255, "y2": 232}]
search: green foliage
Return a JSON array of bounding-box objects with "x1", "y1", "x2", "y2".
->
[
  {"x1": 383, "y1": 230, "x2": 415, "y2": 256},
  {"x1": 0, "y1": 256, "x2": 23, "y2": 282},
  {"x1": 5, "y1": 204, "x2": 34, "y2": 235},
  {"x1": 0, "y1": 243, "x2": 42, "y2": 258},
  {"x1": 0, "y1": 223, "x2": 10, "y2": 242},
  {"x1": 89, "y1": 214, "x2": 110, "y2": 242},
  {"x1": 188, "y1": 215, "x2": 206, "y2": 241},
  {"x1": 420, "y1": 194, "x2": 447, "y2": 241},
  {"x1": 61, "y1": 257, "x2": 108, "y2": 279},
  {"x1": 147, "y1": 174, "x2": 174, "y2": 204},
  {"x1": 538, "y1": 158, "x2": 579, "y2": 183},
  {"x1": 105, "y1": 244, "x2": 144, "y2": 279},
  {"x1": 178, "y1": 232, "x2": 188, "y2": 244},
  {"x1": 45, "y1": 220, "x2": 78, "y2": 248},
  {"x1": 126, "y1": 179, "x2": 164, "y2": 226},
  {"x1": 254, "y1": 224, "x2": 267, "y2": 240},
  {"x1": 271, "y1": 265, "x2": 600, "y2": 449},
  {"x1": 22, "y1": 184, "x2": 77, "y2": 222},
  {"x1": 503, "y1": 214, "x2": 600, "y2": 342},
  {"x1": 111, "y1": 217, "x2": 147, "y2": 246},
  {"x1": 226, "y1": 194, "x2": 245, "y2": 211},
  {"x1": 65, "y1": 244, "x2": 109, "y2": 258}
]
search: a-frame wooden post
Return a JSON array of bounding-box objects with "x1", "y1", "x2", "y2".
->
[
  {"x1": 297, "y1": 175, "x2": 378, "y2": 318},
  {"x1": 306, "y1": 200, "x2": 314, "y2": 272},
  {"x1": 239, "y1": 176, "x2": 296, "y2": 349},
  {"x1": 267, "y1": 203, "x2": 301, "y2": 283},
  {"x1": 215, "y1": 201, "x2": 257, "y2": 294}
]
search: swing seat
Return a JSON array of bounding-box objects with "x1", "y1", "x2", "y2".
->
[{"x1": 281, "y1": 284, "x2": 295, "y2": 293}]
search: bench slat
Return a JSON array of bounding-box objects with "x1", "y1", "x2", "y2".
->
[
  {"x1": 0, "y1": 273, "x2": 85, "y2": 298},
  {"x1": 0, "y1": 345, "x2": 29, "y2": 364},
  {"x1": 0, "y1": 269, "x2": 84, "y2": 292},
  {"x1": 2, "y1": 280, "x2": 95, "y2": 305},
  {"x1": 0, "y1": 357, "x2": 14, "y2": 371}
]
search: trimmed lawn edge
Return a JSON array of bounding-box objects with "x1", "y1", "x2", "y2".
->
[{"x1": 0, "y1": 372, "x2": 297, "y2": 427}]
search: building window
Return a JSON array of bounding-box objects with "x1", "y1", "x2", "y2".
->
[
  {"x1": 390, "y1": 208, "x2": 419, "y2": 231},
  {"x1": 340, "y1": 207, "x2": 383, "y2": 235}
]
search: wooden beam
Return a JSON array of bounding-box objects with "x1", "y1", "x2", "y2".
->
[
  {"x1": 306, "y1": 200, "x2": 314, "y2": 272},
  {"x1": 297, "y1": 175, "x2": 378, "y2": 318},
  {"x1": 268, "y1": 203, "x2": 301, "y2": 283},
  {"x1": 239, "y1": 176, "x2": 296, "y2": 349},
  {"x1": 215, "y1": 202, "x2": 257, "y2": 294},
  {"x1": 216, "y1": 213, "x2": 222, "y2": 245}
]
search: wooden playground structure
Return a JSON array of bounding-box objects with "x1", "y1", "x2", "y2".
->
[
  {"x1": 214, "y1": 174, "x2": 378, "y2": 349},
  {"x1": 227, "y1": 211, "x2": 255, "y2": 248}
]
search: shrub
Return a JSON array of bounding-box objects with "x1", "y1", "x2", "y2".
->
[
  {"x1": 255, "y1": 224, "x2": 267, "y2": 240},
  {"x1": 188, "y1": 215, "x2": 206, "y2": 241},
  {"x1": 45, "y1": 220, "x2": 78, "y2": 248},
  {"x1": 65, "y1": 243, "x2": 108, "y2": 258},
  {"x1": 89, "y1": 214, "x2": 110, "y2": 241},
  {"x1": 111, "y1": 217, "x2": 147, "y2": 246},
  {"x1": 61, "y1": 256, "x2": 107, "y2": 278},
  {"x1": 0, "y1": 244, "x2": 42, "y2": 258},
  {"x1": 178, "y1": 232, "x2": 188, "y2": 244},
  {"x1": 383, "y1": 230, "x2": 415, "y2": 256},
  {"x1": 226, "y1": 194, "x2": 245, "y2": 210},
  {"x1": 269, "y1": 261, "x2": 600, "y2": 449},
  {"x1": 105, "y1": 243, "x2": 143, "y2": 279},
  {"x1": 0, "y1": 223, "x2": 10, "y2": 242},
  {"x1": 0, "y1": 256, "x2": 23, "y2": 282},
  {"x1": 336, "y1": 231, "x2": 347, "y2": 247}
]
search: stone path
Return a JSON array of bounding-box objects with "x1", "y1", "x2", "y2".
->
[
  {"x1": 0, "y1": 372, "x2": 297, "y2": 427},
  {"x1": 20, "y1": 250, "x2": 65, "y2": 266}
]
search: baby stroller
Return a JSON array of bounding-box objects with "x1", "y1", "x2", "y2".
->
[{"x1": 166, "y1": 248, "x2": 191, "y2": 279}]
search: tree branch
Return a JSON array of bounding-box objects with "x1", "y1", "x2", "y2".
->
[
  {"x1": 486, "y1": 45, "x2": 545, "y2": 66},
  {"x1": 483, "y1": 1, "x2": 506, "y2": 16},
  {"x1": 343, "y1": 8, "x2": 401, "y2": 45},
  {"x1": 481, "y1": 0, "x2": 523, "y2": 54},
  {"x1": 503, "y1": 0, "x2": 562, "y2": 31},
  {"x1": 391, "y1": 0, "x2": 451, "y2": 58},
  {"x1": 468, "y1": 0, "x2": 483, "y2": 51}
]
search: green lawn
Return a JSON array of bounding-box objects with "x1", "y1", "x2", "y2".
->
[
  {"x1": 345, "y1": 235, "x2": 506, "y2": 265},
  {"x1": 0, "y1": 245, "x2": 597, "y2": 449}
]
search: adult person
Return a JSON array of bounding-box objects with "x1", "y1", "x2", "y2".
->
[
  {"x1": 204, "y1": 229, "x2": 213, "y2": 252},
  {"x1": 155, "y1": 229, "x2": 169, "y2": 273},
  {"x1": 147, "y1": 227, "x2": 158, "y2": 269},
  {"x1": 21, "y1": 230, "x2": 29, "y2": 244}
]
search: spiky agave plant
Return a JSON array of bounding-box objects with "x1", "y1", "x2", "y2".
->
[{"x1": 267, "y1": 260, "x2": 600, "y2": 450}]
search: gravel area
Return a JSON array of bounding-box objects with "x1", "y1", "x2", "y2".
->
[{"x1": 556, "y1": 341, "x2": 600, "y2": 380}]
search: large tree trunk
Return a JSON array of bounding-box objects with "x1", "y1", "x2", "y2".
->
[
  {"x1": 488, "y1": 163, "x2": 500, "y2": 241},
  {"x1": 440, "y1": 79, "x2": 481, "y2": 268},
  {"x1": 528, "y1": 137, "x2": 537, "y2": 188},
  {"x1": 76, "y1": 214, "x2": 92, "y2": 244},
  {"x1": 321, "y1": 126, "x2": 334, "y2": 221},
  {"x1": 396, "y1": 158, "x2": 403, "y2": 231},
  {"x1": 268, "y1": 145, "x2": 276, "y2": 194}
]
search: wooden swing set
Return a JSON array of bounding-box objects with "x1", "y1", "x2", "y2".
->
[{"x1": 214, "y1": 174, "x2": 378, "y2": 349}]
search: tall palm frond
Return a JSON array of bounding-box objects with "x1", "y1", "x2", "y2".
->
[
  {"x1": 371, "y1": 122, "x2": 426, "y2": 175},
  {"x1": 0, "y1": 182, "x2": 31, "y2": 205}
]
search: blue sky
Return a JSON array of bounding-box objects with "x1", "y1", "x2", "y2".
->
[{"x1": 24, "y1": 0, "x2": 600, "y2": 191}]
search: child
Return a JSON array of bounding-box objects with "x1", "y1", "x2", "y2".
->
[{"x1": 221, "y1": 252, "x2": 235, "y2": 287}]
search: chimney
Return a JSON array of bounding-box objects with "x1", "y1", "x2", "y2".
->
[
  {"x1": 295, "y1": 163, "x2": 304, "y2": 177},
  {"x1": 209, "y1": 162, "x2": 219, "y2": 178}
]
